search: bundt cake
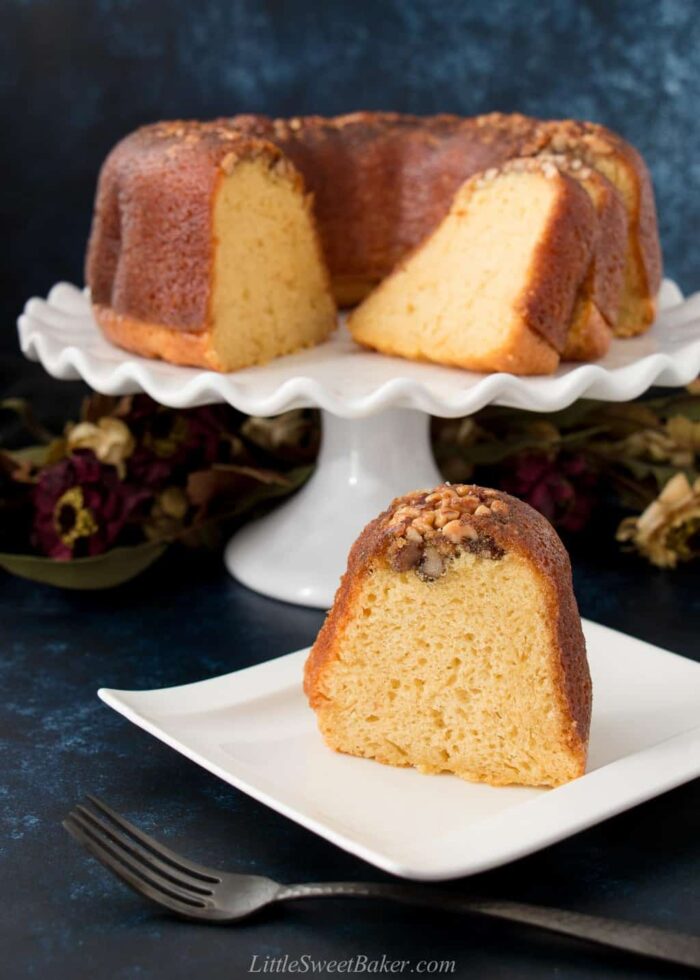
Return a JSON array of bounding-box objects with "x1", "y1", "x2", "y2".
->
[
  {"x1": 304, "y1": 484, "x2": 592, "y2": 788},
  {"x1": 86, "y1": 112, "x2": 661, "y2": 374},
  {"x1": 348, "y1": 159, "x2": 599, "y2": 374}
]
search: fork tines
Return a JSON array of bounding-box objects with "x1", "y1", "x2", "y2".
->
[{"x1": 63, "y1": 796, "x2": 220, "y2": 918}]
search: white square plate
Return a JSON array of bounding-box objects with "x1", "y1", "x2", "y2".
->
[{"x1": 99, "y1": 620, "x2": 700, "y2": 881}]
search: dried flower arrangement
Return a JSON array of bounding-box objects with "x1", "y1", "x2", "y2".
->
[
  {"x1": 0, "y1": 395, "x2": 316, "y2": 588},
  {"x1": 432, "y1": 381, "x2": 700, "y2": 569},
  {"x1": 0, "y1": 382, "x2": 698, "y2": 589}
]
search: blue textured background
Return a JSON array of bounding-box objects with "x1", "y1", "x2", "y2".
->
[{"x1": 2, "y1": 0, "x2": 700, "y2": 356}]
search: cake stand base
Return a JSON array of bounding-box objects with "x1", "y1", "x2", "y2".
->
[{"x1": 225, "y1": 409, "x2": 442, "y2": 608}]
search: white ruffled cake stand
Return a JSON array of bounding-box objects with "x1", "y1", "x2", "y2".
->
[{"x1": 18, "y1": 280, "x2": 700, "y2": 608}]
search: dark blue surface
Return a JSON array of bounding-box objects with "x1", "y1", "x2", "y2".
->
[
  {"x1": 1, "y1": 541, "x2": 698, "y2": 979},
  {"x1": 2, "y1": 0, "x2": 700, "y2": 349}
]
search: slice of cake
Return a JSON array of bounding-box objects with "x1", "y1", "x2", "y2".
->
[
  {"x1": 347, "y1": 160, "x2": 597, "y2": 376},
  {"x1": 539, "y1": 120, "x2": 662, "y2": 337},
  {"x1": 304, "y1": 484, "x2": 592, "y2": 787},
  {"x1": 538, "y1": 155, "x2": 628, "y2": 361},
  {"x1": 86, "y1": 124, "x2": 337, "y2": 372}
]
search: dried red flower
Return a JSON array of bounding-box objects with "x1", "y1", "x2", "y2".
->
[
  {"x1": 126, "y1": 398, "x2": 237, "y2": 489},
  {"x1": 501, "y1": 452, "x2": 597, "y2": 533},
  {"x1": 31, "y1": 451, "x2": 150, "y2": 559}
]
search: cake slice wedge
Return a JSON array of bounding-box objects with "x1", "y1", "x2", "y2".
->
[
  {"x1": 348, "y1": 160, "x2": 597, "y2": 376},
  {"x1": 537, "y1": 155, "x2": 628, "y2": 361},
  {"x1": 538, "y1": 120, "x2": 662, "y2": 337},
  {"x1": 305, "y1": 484, "x2": 591, "y2": 788},
  {"x1": 87, "y1": 124, "x2": 337, "y2": 372}
]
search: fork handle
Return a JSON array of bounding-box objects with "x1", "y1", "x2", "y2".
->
[{"x1": 276, "y1": 882, "x2": 700, "y2": 971}]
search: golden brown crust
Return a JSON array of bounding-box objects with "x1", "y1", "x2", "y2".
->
[
  {"x1": 537, "y1": 120, "x2": 662, "y2": 336},
  {"x1": 535, "y1": 155, "x2": 627, "y2": 317},
  {"x1": 93, "y1": 300, "x2": 333, "y2": 372},
  {"x1": 304, "y1": 484, "x2": 591, "y2": 771},
  {"x1": 563, "y1": 304, "x2": 612, "y2": 362},
  {"x1": 527, "y1": 155, "x2": 627, "y2": 361},
  {"x1": 86, "y1": 122, "x2": 304, "y2": 332},
  {"x1": 499, "y1": 161, "x2": 599, "y2": 355},
  {"x1": 93, "y1": 303, "x2": 227, "y2": 370},
  {"x1": 581, "y1": 168, "x2": 629, "y2": 327}
]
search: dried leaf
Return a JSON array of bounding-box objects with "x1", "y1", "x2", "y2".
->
[
  {"x1": 642, "y1": 392, "x2": 700, "y2": 421},
  {"x1": 586, "y1": 402, "x2": 661, "y2": 437},
  {"x1": 180, "y1": 465, "x2": 312, "y2": 548},
  {"x1": 0, "y1": 539, "x2": 168, "y2": 590},
  {"x1": 4, "y1": 444, "x2": 52, "y2": 469},
  {"x1": 187, "y1": 463, "x2": 295, "y2": 509},
  {"x1": 617, "y1": 457, "x2": 692, "y2": 491}
]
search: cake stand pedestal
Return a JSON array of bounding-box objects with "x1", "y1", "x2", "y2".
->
[
  {"x1": 18, "y1": 280, "x2": 700, "y2": 608},
  {"x1": 225, "y1": 409, "x2": 441, "y2": 606}
]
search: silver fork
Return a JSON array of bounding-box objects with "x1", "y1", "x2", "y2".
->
[{"x1": 64, "y1": 796, "x2": 700, "y2": 972}]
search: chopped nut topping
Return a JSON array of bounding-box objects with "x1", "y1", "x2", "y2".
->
[
  {"x1": 390, "y1": 537, "x2": 423, "y2": 572},
  {"x1": 413, "y1": 518, "x2": 433, "y2": 535},
  {"x1": 395, "y1": 505, "x2": 421, "y2": 520},
  {"x1": 469, "y1": 535, "x2": 505, "y2": 560},
  {"x1": 418, "y1": 545, "x2": 446, "y2": 582},
  {"x1": 220, "y1": 151, "x2": 238, "y2": 174},
  {"x1": 442, "y1": 520, "x2": 478, "y2": 544},
  {"x1": 386, "y1": 484, "x2": 508, "y2": 579}
]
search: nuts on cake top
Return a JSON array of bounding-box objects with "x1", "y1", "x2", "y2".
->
[{"x1": 384, "y1": 484, "x2": 508, "y2": 581}]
